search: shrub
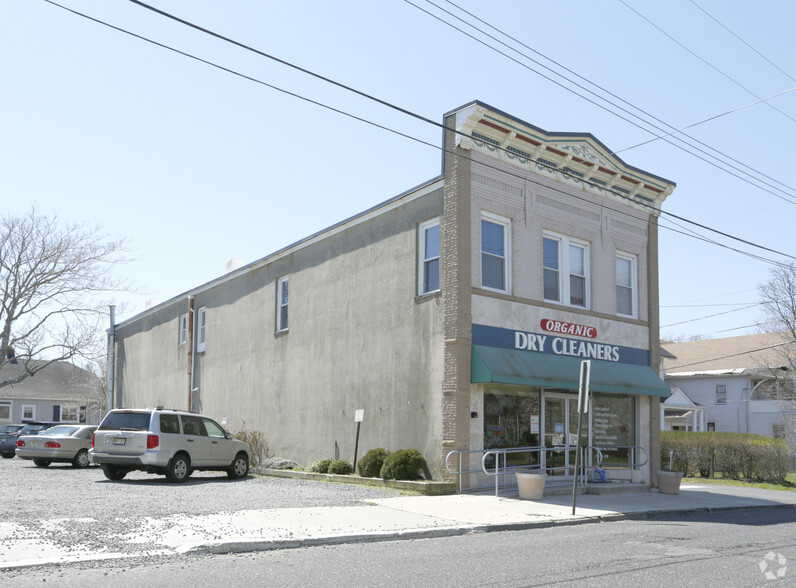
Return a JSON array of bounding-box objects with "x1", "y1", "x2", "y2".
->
[
  {"x1": 660, "y1": 431, "x2": 788, "y2": 483},
  {"x1": 327, "y1": 459, "x2": 353, "y2": 475},
  {"x1": 232, "y1": 421, "x2": 269, "y2": 467},
  {"x1": 380, "y1": 449, "x2": 427, "y2": 481},
  {"x1": 358, "y1": 448, "x2": 391, "y2": 478},
  {"x1": 311, "y1": 459, "x2": 333, "y2": 474}
]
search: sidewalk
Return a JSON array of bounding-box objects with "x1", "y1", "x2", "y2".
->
[{"x1": 2, "y1": 483, "x2": 796, "y2": 569}]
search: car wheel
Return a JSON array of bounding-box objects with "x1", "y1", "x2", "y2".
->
[
  {"x1": 33, "y1": 458, "x2": 52, "y2": 467},
  {"x1": 1, "y1": 452, "x2": 15, "y2": 459},
  {"x1": 166, "y1": 453, "x2": 191, "y2": 483},
  {"x1": 72, "y1": 449, "x2": 90, "y2": 468},
  {"x1": 102, "y1": 465, "x2": 128, "y2": 481},
  {"x1": 227, "y1": 453, "x2": 249, "y2": 479}
]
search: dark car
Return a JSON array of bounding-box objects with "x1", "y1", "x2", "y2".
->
[{"x1": 0, "y1": 422, "x2": 58, "y2": 458}]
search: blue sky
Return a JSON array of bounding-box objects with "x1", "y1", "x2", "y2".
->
[{"x1": 2, "y1": 0, "x2": 794, "y2": 341}]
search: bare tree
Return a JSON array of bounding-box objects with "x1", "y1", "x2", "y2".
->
[
  {"x1": 759, "y1": 262, "x2": 796, "y2": 342},
  {"x1": 758, "y1": 262, "x2": 796, "y2": 468},
  {"x1": 0, "y1": 207, "x2": 127, "y2": 387}
]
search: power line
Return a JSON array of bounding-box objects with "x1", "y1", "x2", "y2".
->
[
  {"x1": 422, "y1": 0, "x2": 796, "y2": 202},
  {"x1": 43, "y1": 0, "x2": 796, "y2": 266},
  {"x1": 614, "y1": 87, "x2": 796, "y2": 155},
  {"x1": 664, "y1": 340, "x2": 793, "y2": 370},
  {"x1": 661, "y1": 303, "x2": 761, "y2": 329},
  {"x1": 689, "y1": 0, "x2": 795, "y2": 84},
  {"x1": 618, "y1": 0, "x2": 796, "y2": 125}
]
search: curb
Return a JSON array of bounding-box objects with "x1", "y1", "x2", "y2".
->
[{"x1": 186, "y1": 503, "x2": 796, "y2": 556}]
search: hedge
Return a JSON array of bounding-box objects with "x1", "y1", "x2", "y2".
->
[{"x1": 661, "y1": 431, "x2": 789, "y2": 482}]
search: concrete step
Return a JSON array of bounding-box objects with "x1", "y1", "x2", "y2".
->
[{"x1": 586, "y1": 482, "x2": 650, "y2": 495}]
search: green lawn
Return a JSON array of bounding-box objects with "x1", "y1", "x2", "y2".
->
[{"x1": 682, "y1": 472, "x2": 796, "y2": 492}]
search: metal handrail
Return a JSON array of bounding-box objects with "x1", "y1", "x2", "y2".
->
[
  {"x1": 446, "y1": 444, "x2": 650, "y2": 496},
  {"x1": 583, "y1": 445, "x2": 649, "y2": 481}
]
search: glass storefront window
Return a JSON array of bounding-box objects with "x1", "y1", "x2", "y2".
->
[
  {"x1": 591, "y1": 394, "x2": 635, "y2": 468},
  {"x1": 482, "y1": 387, "x2": 636, "y2": 475},
  {"x1": 484, "y1": 385, "x2": 540, "y2": 468}
]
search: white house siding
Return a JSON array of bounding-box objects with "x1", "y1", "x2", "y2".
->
[{"x1": 666, "y1": 376, "x2": 751, "y2": 433}]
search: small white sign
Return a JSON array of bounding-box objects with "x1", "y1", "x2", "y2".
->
[{"x1": 354, "y1": 409, "x2": 364, "y2": 423}]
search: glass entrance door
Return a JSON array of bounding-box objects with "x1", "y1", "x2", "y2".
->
[{"x1": 543, "y1": 393, "x2": 587, "y2": 477}]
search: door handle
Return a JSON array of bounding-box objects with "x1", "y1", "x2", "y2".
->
[{"x1": 187, "y1": 439, "x2": 194, "y2": 443}]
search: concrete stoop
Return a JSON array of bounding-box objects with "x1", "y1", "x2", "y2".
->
[
  {"x1": 586, "y1": 482, "x2": 651, "y2": 495},
  {"x1": 541, "y1": 481, "x2": 650, "y2": 497}
]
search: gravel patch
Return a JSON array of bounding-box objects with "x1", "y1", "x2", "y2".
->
[{"x1": 0, "y1": 456, "x2": 405, "y2": 564}]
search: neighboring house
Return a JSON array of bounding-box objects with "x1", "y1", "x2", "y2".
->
[
  {"x1": 110, "y1": 101, "x2": 676, "y2": 486},
  {"x1": 662, "y1": 333, "x2": 796, "y2": 439},
  {"x1": 0, "y1": 361, "x2": 106, "y2": 425}
]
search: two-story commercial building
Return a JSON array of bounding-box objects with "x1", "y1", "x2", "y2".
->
[{"x1": 110, "y1": 101, "x2": 676, "y2": 487}]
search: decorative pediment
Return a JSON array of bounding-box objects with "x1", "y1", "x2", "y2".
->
[{"x1": 453, "y1": 102, "x2": 676, "y2": 212}]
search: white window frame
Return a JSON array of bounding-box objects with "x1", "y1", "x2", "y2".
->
[
  {"x1": 178, "y1": 313, "x2": 188, "y2": 345},
  {"x1": 61, "y1": 404, "x2": 79, "y2": 423},
  {"x1": 616, "y1": 252, "x2": 637, "y2": 318},
  {"x1": 480, "y1": 212, "x2": 511, "y2": 293},
  {"x1": 22, "y1": 404, "x2": 35, "y2": 421},
  {"x1": 0, "y1": 401, "x2": 11, "y2": 422},
  {"x1": 196, "y1": 307, "x2": 207, "y2": 353},
  {"x1": 277, "y1": 276, "x2": 289, "y2": 332},
  {"x1": 715, "y1": 384, "x2": 727, "y2": 405},
  {"x1": 418, "y1": 218, "x2": 441, "y2": 295},
  {"x1": 542, "y1": 232, "x2": 590, "y2": 309}
]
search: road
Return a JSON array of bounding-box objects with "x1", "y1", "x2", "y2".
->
[{"x1": 4, "y1": 508, "x2": 795, "y2": 586}]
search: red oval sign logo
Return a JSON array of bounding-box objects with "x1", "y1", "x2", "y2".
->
[{"x1": 540, "y1": 319, "x2": 597, "y2": 339}]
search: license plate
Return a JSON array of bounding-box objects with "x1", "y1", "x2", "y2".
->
[
  {"x1": 113, "y1": 437, "x2": 126, "y2": 446},
  {"x1": 32, "y1": 440, "x2": 42, "y2": 448}
]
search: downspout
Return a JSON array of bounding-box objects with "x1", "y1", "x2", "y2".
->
[
  {"x1": 187, "y1": 296, "x2": 195, "y2": 412},
  {"x1": 107, "y1": 305, "x2": 116, "y2": 414}
]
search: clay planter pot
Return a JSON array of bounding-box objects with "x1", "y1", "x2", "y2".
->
[
  {"x1": 657, "y1": 470, "x2": 684, "y2": 494},
  {"x1": 516, "y1": 471, "x2": 547, "y2": 500}
]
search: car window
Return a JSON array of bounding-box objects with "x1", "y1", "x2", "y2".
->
[
  {"x1": 83, "y1": 428, "x2": 96, "y2": 440},
  {"x1": 42, "y1": 426, "x2": 79, "y2": 437},
  {"x1": 98, "y1": 412, "x2": 152, "y2": 431},
  {"x1": 202, "y1": 418, "x2": 225, "y2": 438},
  {"x1": 181, "y1": 415, "x2": 206, "y2": 436},
  {"x1": 159, "y1": 414, "x2": 180, "y2": 434}
]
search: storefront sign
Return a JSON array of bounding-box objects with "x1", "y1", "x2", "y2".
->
[
  {"x1": 472, "y1": 323, "x2": 651, "y2": 366},
  {"x1": 515, "y1": 331, "x2": 620, "y2": 362},
  {"x1": 540, "y1": 319, "x2": 596, "y2": 339}
]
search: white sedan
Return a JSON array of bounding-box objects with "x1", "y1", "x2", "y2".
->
[{"x1": 15, "y1": 425, "x2": 97, "y2": 468}]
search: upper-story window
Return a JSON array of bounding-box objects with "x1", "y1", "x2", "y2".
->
[
  {"x1": 543, "y1": 232, "x2": 589, "y2": 308},
  {"x1": 616, "y1": 253, "x2": 637, "y2": 318},
  {"x1": 178, "y1": 314, "x2": 188, "y2": 345},
  {"x1": 196, "y1": 307, "x2": 207, "y2": 352},
  {"x1": 715, "y1": 384, "x2": 727, "y2": 405},
  {"x1": 418, "y1": 219, "x2": 440, "y2": 295},
  {"x1": 481, "y1": 213, "x2": 510, "y2": 293},
  {"x1": 277, "y1": 276, "x2": 289, "y2": 332}
]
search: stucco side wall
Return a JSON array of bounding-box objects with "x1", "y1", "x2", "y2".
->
[
  {"x1": 115, "y1": 188, "x2": 446, "y2": 476},
  {"x1": 115, "y1": 305, "x2": 190, "y2": 410}
]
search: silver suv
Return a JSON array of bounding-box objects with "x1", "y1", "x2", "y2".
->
[{"x1": 90, "y1": 408, "x2": 250, "y2": 483}]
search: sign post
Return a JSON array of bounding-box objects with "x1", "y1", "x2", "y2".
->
[
  {"x1": 353, "y1": 409, "x2": 364, "y2": 473},
  {"x1": 571, "y1": 360, "x2": 590, "y2": 515}
]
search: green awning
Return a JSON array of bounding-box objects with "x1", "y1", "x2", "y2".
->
[{"x1": 472, "y1": 345, "x2": 670, "y2": 397}]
